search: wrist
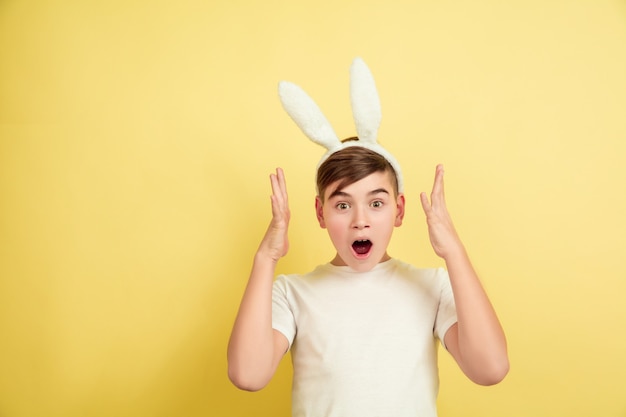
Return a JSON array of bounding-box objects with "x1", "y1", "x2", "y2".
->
[
  {"x1": 441, "y1": 242, "x2": 468, "y2": 264},
  {"x1": 254, "y1": 250, "x2": 280, "y2": 267}
]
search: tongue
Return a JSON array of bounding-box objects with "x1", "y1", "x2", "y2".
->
[{"x1": 353, "y1": 240, "x2": 372, "y2": 255}]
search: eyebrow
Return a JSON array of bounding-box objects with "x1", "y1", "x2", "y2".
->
[{"x1": 327, "y1": 187, "x2": 390, "y2": 200}]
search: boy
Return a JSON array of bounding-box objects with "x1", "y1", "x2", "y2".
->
[{"x1": 228, "y1": 59, "x2": 508, "y2": 417}]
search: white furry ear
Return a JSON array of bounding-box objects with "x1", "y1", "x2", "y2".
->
[
  {"x1": 278, "y1": 58, "x2": 404, "y2": 192},
  {"x1": 350, "y1": 57, "x2": 381, "y2": 144},
  {"x1": 278, "y1": 81, "x2": 340, "y2": 151}
]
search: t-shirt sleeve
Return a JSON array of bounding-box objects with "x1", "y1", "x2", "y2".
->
[
  {"x1": 272, "y1": 275, "x2": 297, "y2": 349},
  {"x1": 433, "y1": 267, "x2": 458, "y2": 350}
]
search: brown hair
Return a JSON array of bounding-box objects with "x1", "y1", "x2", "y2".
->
[{"x1": 316, "y1": 138, "x2": 399, "y2": 201}]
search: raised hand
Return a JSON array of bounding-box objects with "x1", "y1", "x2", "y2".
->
[
  {"x1": 420, "y1": 166, "x2": 509, "y2": 385},
  {"x1": 228, "y1": 168, "x2": 291, "y2": 390},
  {"x1": 258, "y1": 168, "x2": 291, "y2": 262},
  {"x1": 419, "y1": 164, "x2": 463, "y2": 260}
]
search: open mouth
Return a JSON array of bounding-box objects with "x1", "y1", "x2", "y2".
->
[{"x1": 352, "y1": 239, "x2": 373, "y2": 256}]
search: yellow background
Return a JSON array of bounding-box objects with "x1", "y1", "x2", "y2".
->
[{"x1": 1, "y1": 0, "x2": 625, "y2": 416}]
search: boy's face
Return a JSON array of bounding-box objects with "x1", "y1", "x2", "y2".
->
[{"x1": 315, "y1": 170, "x2": 405, "y2": 272}]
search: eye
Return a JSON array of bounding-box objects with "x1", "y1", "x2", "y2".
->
[
  {"x1": 336, "y1": 202, "x2": 351, "y2": 210},
  {"x1": 371, "y1": 200, "x2": 384, "y2": 208}
]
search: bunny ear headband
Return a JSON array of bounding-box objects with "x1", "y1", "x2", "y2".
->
[{"x1": 278, "y1": 57, "x2": 404, "y2": 192}]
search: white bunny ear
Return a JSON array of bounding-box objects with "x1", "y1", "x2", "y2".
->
[
  {"x1": 350, "y1": 57, "x2": 382, "y2": 144},
  {"x1": 278, "y1": 81, "x2": 341, "y2": 150},
  {"x1": 278, "y1": 59, "x2": 404, "y2": 193}
]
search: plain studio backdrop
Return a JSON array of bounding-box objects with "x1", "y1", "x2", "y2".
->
[{"x1": 1, "y1": 1, "x2": 625, "y2": 416}]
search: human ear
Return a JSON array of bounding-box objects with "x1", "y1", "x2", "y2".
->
[
  {"x1": 394, "y1": 193, "x2": 406, "y2": 227},
  {"x1": 315, "y1": 196, "x2": 326, "y2": 228}
]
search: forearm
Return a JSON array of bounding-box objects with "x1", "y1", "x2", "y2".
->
[
  {"x1": 445, "y1": 245, "x2": 509, "y2": 384},
  {"x1": 227, "y1": 253, "x2": 282, "y2": 390}
]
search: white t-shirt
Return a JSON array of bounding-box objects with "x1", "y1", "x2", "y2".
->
[{"x1": 272, "y1": 258, "x2": 458, "y2": 417}]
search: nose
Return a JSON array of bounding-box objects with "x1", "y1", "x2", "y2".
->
[{"x1": 352, "y1": 207, "x2": 370, "y2": 229}]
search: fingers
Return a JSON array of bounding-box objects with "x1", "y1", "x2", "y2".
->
[
  {"x1": 277, "y1": 168, "x2": 288, "y2": 207},
  {"x1": 270, "y1": 168, "x2": 284, "y2": 202},
  {"x1": 430, "y1": 164, "x2": 445, "y2": 206},
  {"x1": 270, "y1": 168, "x2": 290, "y2": 219},
  {"x1": 419, "y1": 191, "x2": 432, "y2": 215},
  {"x1": 421, "y1": 164, "x2": 445, "y2": 212}
]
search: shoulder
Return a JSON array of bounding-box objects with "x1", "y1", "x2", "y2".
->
[
  {"x1": 388, "y1": 259, "x2": 447, "y2": 280},
  {"x1": 386, "y1": 260, "x2": 452, "y2": 297},
  {"x1": 273, "y1": 264, "x2": 331, "y2": 289}
]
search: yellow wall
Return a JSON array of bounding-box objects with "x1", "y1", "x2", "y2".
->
[{"x1": 1, "y1": 1, "x2": 625, "y2": 416}]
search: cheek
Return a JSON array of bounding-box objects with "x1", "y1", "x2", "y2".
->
[
  {"x1": 325, "y1": 218, "x2": 342, "y2": 233},
  {"x1": 374, "y1": 214, "x2": 398, "y2": 235},
  {"x1": 324, "y1": 216, "x2": 347, "y2": 238}
]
